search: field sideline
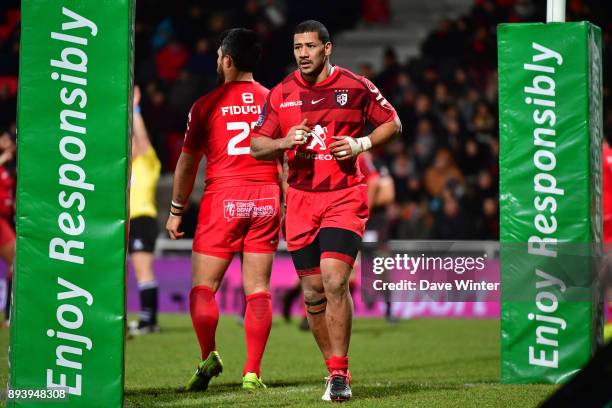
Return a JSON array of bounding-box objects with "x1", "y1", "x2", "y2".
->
[{"x1": 0, "y1": 316, "x2": 556, "y2": 407}]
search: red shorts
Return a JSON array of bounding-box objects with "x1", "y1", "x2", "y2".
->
[
  {"x1": 193, "y1": 183, "x2": 280, "y2": 259},
  {"x1": 285, "y1": 184, "x2": 369, "y2": 251},
  {"x1": 0, "y1": 218, "x2": 14, "y2": 247}
]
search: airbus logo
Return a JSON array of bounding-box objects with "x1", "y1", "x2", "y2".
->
[{"x1": 280, "y1": 100, "x2": 302, "y2": 108}]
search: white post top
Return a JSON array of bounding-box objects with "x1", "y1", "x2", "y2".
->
[{"x1": 547, "y1": 0, "x2": 566, "y2": 22}]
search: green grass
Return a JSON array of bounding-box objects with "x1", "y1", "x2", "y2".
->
[{"x1": 0, "y1": 316, "x2": 557, "y2": 407}]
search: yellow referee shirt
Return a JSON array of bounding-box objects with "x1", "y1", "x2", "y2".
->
[{"x1": 130, "y1": 146, "x2": 161, "y2": 219}]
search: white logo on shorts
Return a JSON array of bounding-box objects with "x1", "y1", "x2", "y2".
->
[
  {"x1": 223, "y1": 198, "x2": 278, "y2": 221},
  {"x1": 224, "y1": 201, "x2": 236, "y2": 217}
]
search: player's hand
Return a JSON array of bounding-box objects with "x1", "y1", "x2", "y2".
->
[
  {"x1": 166, "y1": 214, "x2": 185, "y2": 240},
  {"x1": 280, "y1": 118, "x2": 311, "y2": 150},
  {"x1": 330, "y1": 136, "x2": 372, "y2": 161},
  {"x1": 133, "y1": 85, "x2": 141, "y2": 108},
  {"x1": 0, "y1": 150, "x2": 13, "y2": 165}
]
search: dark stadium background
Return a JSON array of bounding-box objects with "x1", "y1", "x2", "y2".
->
[
  {"x1": 1, "y1": 1, "x2": 612, "y2": 406},
  {"x1": 0, "y1": 0, "x2": 610, "y2": 241}
]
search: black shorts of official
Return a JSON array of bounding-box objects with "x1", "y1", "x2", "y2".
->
[
  {"x1": 289, "y1": 227, "x2": 361, "y2": 277},
  {"x1": 129, "y1": 216, "x2": 158, "y2": 254}
]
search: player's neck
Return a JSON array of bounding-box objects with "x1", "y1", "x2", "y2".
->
[
  {"x1": 225, "y1": 71, "x2": 254, "y2": 83},
  {"x1": 302, "y1": 62, "x2": 333, "y2": 84}
]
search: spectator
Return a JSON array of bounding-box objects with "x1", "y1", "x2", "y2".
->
[
  {"x1": 376, "y1": 47, "x2": 401, "y2": 97},
  {"x1": 0, "y1": 85, "x2": 16, "y2": 130},
  {"x1": 424, "y1": 149, "x2": 465, "y2": 199},
  {"x1": 431, "y1": 192, "x2": 475, "y2": 239},
  {"x1": 413, "y1": 118, "x2": 438, "y2": 171},
  {"x1": 361, "y1": 0, "x2": 390, "y2": 24},
  {"x1": 188, "y1": 38, "x2": 218, "y2": 78},
  {"x1": 155, "y1": 39, "x2": 189, "y2": 82}
]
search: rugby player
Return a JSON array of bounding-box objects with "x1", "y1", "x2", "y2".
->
[
  {"x1": 166, "y1": 28, "x2": 279, "y2": 390},
  {"x1": 251, "y1": 20, "x2": 401, "y2": 402}
]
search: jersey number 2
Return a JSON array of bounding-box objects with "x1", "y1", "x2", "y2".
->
[{"x1": 227, "y1": 121, "x2": 256, "y2": 156}]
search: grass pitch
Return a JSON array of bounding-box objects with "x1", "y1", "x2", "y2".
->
[{"x1": 0, "y1": 315, "x2": 556, "y2": 407}]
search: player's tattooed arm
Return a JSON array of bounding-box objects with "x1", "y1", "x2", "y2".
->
[
  {"x1": 251, "y1": 119, "x2": 311, "y2": 160},
  {"x1": 166, "y1": 151, "x2": 202, "y2": 239}
]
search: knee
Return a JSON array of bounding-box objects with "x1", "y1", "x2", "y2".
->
[
  {"x1": 302, "y1": 285, "x2": 325, "y2": 305},
  {"x1": 301, "y1": 280, "x2": 326, "y2": 313},
  {"x1": 322, "y1": 274, "x2": 349, "y2": 298}
]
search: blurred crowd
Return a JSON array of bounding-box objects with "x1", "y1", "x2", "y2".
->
[
  {"x1": 0, "y1": 0, "x2": 18, "y2": 140},
  {"x1": 362, "y1": 0, "x2": 611, "y2": 240},
  {"x1": 0, "y1": 0, "x2": 611, "y2": 241}
]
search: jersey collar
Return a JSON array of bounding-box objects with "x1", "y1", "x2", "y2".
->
[{"x1": 294, "y1": 65, "x2": 340, "y2": 88}]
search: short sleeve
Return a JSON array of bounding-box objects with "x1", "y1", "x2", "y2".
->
[
  {"x1": 361, "y1": 77, "x2": 397, "y2": 127},
  {"x1": 253, "y1": 89, "x2": 282, "y2": 139},
  {"x1": 182, "y1": 98, "x2": 207, "y2": 154}
]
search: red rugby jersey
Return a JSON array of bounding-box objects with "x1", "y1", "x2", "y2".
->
[
  {"x1": 183, "y1": 80, "x2": 278, "y2": 190},
  {"x1": 253, "y1": 66, "x2": 397, "y2": 192}
]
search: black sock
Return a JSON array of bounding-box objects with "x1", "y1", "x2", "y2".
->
[{"x1": 138, "y1": 281, "x2": 158, "y2": 327}]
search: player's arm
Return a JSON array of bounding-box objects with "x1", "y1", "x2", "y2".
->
[
  {"x1": 330, "y1": 115, "x2": 401, "y2": 161},
  {"x1": 373, "y1": 175, "x2": 395, "y2": 207},
  {"x1": 330, "y1": 76, "x2": 401, "y2": 160},
  {"x1": 279, "y1": 154, "x2": 289, "y2": 238},
  {"x1": 366, "y1": 115, "x2": 402, "y2": 147},
  {"x1": 166, "y1": 152, "x2": 202, "y2": 239},
  {"x1": 132, "y1": 85, "x2": 151, "y2": 157},
  {"x1": 250, "y1": 136, "x2": 285, "y2": 160},
  {"x1": 166, "y1": 99, "x2": 206, "y2": 240},
  {"x1": 281, "y1": 153, "x2": 289, "y2": 201},
  {"x1": 366, "y1": 177, "x2": 379, "y2": 209},
  {"x1": 251, "y1": 118, "x2": 311, "y2": 160}
]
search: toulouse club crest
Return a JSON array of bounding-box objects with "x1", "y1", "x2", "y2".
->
[{"x1": 336, "y1": 91, "x2": 348, "y2": 106}]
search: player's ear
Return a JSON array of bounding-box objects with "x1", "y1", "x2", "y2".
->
[
  {"x1": 324, "y1": 41, "x2": 332, "y2": 57},
  {"x1": 224, "y1": 54, "x2": 233, "y2": 70}
]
